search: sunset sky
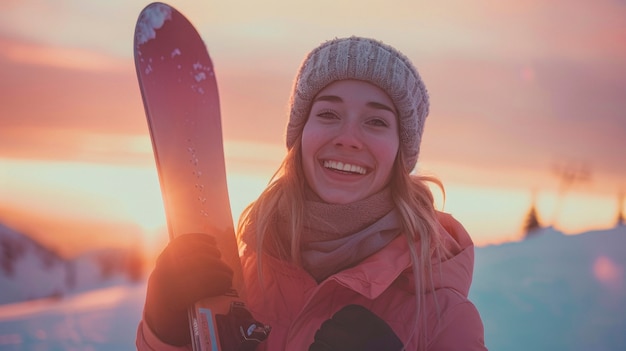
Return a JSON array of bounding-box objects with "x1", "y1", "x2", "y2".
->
[{"x1": 1, "y1": 0, "x2": 625, "y2": 257}]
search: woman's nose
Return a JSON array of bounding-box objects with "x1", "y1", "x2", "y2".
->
[{"x1": 333, "y1": 122, "x2": 362, "y2": 150}]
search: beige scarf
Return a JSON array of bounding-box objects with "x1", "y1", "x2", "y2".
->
[{"x1": 277, "y1": 187, "x2": 402, "y2": 282}]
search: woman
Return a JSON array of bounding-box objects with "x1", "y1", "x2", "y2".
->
[{"x1": 137, "y1": 36, "x2": 487, "y2": 350}]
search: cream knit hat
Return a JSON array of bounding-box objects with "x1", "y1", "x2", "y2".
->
[{"x1": 286, "y1": 36, "x2": 429, "y2": 172}]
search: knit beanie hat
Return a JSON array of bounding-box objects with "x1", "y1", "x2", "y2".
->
[{"x1": 286, "y1": 36, "x2": 430, "y2": 172}]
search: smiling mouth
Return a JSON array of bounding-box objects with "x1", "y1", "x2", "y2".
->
[{"x1": 323, "y1": 160, "x2": 367, "y2": 175}]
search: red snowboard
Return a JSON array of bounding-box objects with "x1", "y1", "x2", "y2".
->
[{"x1": 133, "y1": 3, "x2": 269, "y2": 350}]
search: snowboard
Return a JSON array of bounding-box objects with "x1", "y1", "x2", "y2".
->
[{"x1": 133, "y1": 3, "x2": 269, "y2": 350}]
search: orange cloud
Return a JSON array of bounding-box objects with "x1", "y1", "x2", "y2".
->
[
  {"x1": 2, "y1": 40, "x2": 126, "y2": 72},
  {"x1": 0, "y1": 127, "x2": 153, "y2": 164}
]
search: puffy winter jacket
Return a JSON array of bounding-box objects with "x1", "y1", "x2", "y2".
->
[{"x1": 136, "y1": 211, "x2": 487, "y2": 350}]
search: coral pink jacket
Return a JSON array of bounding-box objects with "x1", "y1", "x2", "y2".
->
[{"x1": 137, "y1": 212, "x2": 487, "y2": 350}]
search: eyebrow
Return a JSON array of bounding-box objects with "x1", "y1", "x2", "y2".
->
[{"x1": 313, "y1": 95, "x2": 396, "y2": 114}]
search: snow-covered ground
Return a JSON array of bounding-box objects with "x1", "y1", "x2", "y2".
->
[
  {"x1": 472, "y1": 226, "x2": 626, "y2": 351},
  {"x1": 0, "y1": 226, "x2": 624, "y2": 350},
  {"x1": 0, "y1": 284, "x2": 145, "y2": 350}
]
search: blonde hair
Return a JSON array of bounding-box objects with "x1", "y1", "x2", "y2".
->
[{"x1": 237, "y1": 132, "x2": 447, "y2": 349}]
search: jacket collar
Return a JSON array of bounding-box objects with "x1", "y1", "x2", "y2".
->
[{"x1": 327, "y1": 211, "x2": 475, "y2": 299}]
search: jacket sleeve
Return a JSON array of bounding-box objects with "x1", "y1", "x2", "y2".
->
[
  {"x1": 136, "y1": 319, "x2": 193, "y2": 351},
  {"x1": 427, "y1": 300, "x2": 488, "y2": 351}
]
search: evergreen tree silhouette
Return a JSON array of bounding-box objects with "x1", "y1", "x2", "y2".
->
[
  {"x1": 523, "y1": 203, "x2": 542, "y2": 239},
  {"x1": 617, "y1": 191, "x2": 625, "y2": 227}
]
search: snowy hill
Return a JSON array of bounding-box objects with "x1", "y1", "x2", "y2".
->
[
  {"x1": 0, "y1": 226, "x2": 624, "y2": 350},
  {"x1": 0, "y1": 223, "x2": 143, "y2": 305},
  {"x1": 471, "y1": 226, "x2": 626, "y2": 351}
]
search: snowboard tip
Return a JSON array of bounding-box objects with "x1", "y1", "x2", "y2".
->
[{"x1": 135, "y1": 2, "x2": 174, "y2": 46}]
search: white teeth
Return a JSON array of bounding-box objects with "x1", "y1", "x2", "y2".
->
[{"x1": 323, "y1": 160, "x2": 366, "y2": 175}]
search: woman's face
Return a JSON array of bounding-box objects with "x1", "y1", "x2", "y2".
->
[{"x1": 301, "y1": 79, "x2": 399, "y2": 204}]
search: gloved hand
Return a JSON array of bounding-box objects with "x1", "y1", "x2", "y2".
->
[
  {"x1": 309, "y1": 304, "x2": 404, "y2": 351},
  {"x1": 144, "y1": 233, "x2": 234, "y2": 346}
]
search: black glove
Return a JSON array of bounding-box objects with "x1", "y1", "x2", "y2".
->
[
  {"x1": 144, "y1": 233, "x2": 234, "y2": 346},
  {"x1": 309, "y1": 304, "x2": 404, "y2": 351}
]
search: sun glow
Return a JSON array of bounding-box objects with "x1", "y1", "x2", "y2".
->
[
  {"x1": 0, "y1": 158, "x2": 166, "y2": 234},
  {"x1": 0, "y1": 149, "x2": 276, "y2": 256}
]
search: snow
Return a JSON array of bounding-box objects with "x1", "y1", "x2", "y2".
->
[
  {"x1": 0, "y1": 285, "x2": 145, "y2": 350},
  {"x1": 135, "y1": 3, "x2": 172, "y2": 46},
  {"x1": 0, "y1": 226, "x2": 625, "y2": 350},
  {"x1": 0, "y1": 222, "x2": 141, "y2": 306},
  {"x1": 471, "y1": 226, "x2": 626, "y2": 351}
]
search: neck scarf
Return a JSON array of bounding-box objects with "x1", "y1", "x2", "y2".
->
[{"x1": 277, "y1": 187, "x2": 402, "y2": 282}]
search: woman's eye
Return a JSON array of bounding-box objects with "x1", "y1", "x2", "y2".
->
[
  {"x1": 368, "y1": 118, "x2": 389, "y2": 127},
  {"x1": 316, "y1": 111, "x2": 338, "y2": 120}
]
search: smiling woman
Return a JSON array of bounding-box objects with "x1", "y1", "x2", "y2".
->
[{"x1": 302, "y1": 80, "x2": 400, "y2": 204}]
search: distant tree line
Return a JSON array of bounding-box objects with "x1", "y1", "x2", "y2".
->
[{"x1": 522, "y1": 189, "x2": 625, "y2": 239}]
